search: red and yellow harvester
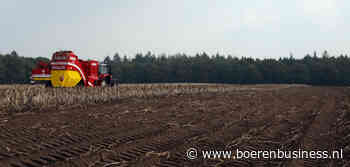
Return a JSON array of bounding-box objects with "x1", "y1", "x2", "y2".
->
[{"x1": 31, "y1": 51, "x2": 116, "y2": 87}]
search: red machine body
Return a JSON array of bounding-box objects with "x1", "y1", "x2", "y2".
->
[
  {"x1": 31, "y1": 51, "x2": 116, "y2": 87},
  {"x1": 30, "y1": 61, "x2": 51, "y2": 84}
]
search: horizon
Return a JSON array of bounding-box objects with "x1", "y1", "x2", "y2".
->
[{"x1": 2, "y1": 49, "x2": 343, "y2": 62}]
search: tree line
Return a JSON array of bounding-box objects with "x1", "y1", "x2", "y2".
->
[
  {"x1": 0, "y1": 51, "x2": 49, "y2": 84},
  {"x1": 1, "y1": 50, "x2": 350, "y2": 85},
  {"x1": 107, "y1": 51, "x2": 350, "y2": 85}
]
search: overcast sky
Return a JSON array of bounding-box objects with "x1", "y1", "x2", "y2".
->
[{"x1": 1, "y1": 0, "x2": 349, "y2": 60}]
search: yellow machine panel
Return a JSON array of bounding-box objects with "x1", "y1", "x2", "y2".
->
[
  {"x1": 32, "y1": 77, "x2": 50, "y2": 81},
  {"x1": 51, "y1": 70, "x2": 82, "y2": 87}
]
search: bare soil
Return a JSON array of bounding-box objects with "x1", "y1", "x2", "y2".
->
[{"x1": 0, "y1": 85, "x2": 349, "y2": 167}]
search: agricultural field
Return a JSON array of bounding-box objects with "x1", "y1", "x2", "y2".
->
[{"x1": 0, "y1": 84, "x2": 349, "y2": 167}]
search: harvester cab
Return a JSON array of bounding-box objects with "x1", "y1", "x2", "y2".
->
[
  {"x1": 31, "y1": 51, "x2": 117, "y2": 87},
  {"x1": 98, "y1": 63, "x2": 111, "y2": 86}
]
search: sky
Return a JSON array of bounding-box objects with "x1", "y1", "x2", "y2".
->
[{"x1": 1, "y1": 0, "x2": 350, "y2": 60}]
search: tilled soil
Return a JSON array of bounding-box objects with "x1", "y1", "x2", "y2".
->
[{"x1": 0, "y1": 86, "x2": 349, "y2": 167}]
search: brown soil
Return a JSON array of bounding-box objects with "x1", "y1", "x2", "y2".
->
[{"x1": 0, "y1": 85, "x2": 349, "y2": 167}]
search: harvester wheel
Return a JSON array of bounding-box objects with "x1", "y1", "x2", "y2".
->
[
  {"x1": 30, "y1": 80, "x2": 35, "y2": 85},
  {"x1": 77, "y1": 80, "x2": 85, "y2": 87},
  {"x1": 45, "y1": 81, "x2": 52, "y2": 88},
  {"x1": 111, "y1": 79, "x2": 118, "y2": 87},
  {"x1": 101, "y1": 80, "x2": 107, "y2": 87}
]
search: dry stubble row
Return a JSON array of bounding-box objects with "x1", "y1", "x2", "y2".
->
[{"x1": 0, "y1": 84, "x2": 250, "y2": 113}]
